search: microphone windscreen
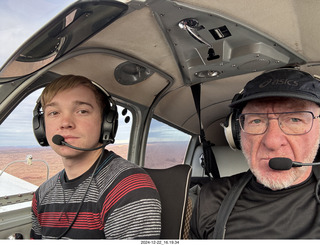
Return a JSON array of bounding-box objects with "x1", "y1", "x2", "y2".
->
[
  {"x1": 269, "y1": 157, "x2": 293, "y2": 170},
  {"x1": 52, "y1": 135, "x2": 64, "y2": 145}
]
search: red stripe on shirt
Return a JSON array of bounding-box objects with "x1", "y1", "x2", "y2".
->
[
  {"x1": 101, "y1": 173, "x2": 157, "y2": 220},
  {"x1": 36, "y1": 173, "x2": 156, "y2": 230}
]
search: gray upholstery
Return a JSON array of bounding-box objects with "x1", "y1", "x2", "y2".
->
[{"x1": 191, "y1": 146, "x2": 248, "y2": 178}]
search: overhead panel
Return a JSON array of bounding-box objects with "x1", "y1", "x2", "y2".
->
[{"x1": 150, "y1": 0, "x2": 306, "y2": 85}]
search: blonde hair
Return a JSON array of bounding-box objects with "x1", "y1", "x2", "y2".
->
[{"x1": 41, "y1": 75, "x2": 110, "y2": 113}]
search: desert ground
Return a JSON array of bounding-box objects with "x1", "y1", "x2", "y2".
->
[{"x1": 0, "y1": 142, "x2": 187, "y2": 186}]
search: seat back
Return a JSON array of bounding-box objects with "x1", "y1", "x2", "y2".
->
[
  {"x1": 143, "y1": 165, "x2": 192, "y2": 239},
  {"x1": 191, "y1": 145, "x2": 248, "y2": 178}
]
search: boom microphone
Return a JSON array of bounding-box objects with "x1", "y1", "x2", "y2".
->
[
  {"x1": 52, "y1": 135, "x2": 65, "y2": 145},
  {"x1": 52, "y1": 134, "x2": 105, "y2": 151},
  {"x1": 269, "y1": 157, "x2": 320, "y2": 170}
]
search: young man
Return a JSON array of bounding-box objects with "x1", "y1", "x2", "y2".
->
[
  {"x1": 190, "y1": 68, "x2": 320, "y2": 239},
  {"x1": 30, "y1": 75, "x2": 161, "y2": 239}
]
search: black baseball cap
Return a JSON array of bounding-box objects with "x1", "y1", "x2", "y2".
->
[{"x1": 230, "y1": 68, "x2": 320, "y2": 109}]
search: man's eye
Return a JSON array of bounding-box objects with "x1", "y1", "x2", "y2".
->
[
  {"x1": 290, "y1": 117, "x2": 302, "y2": 123},
  {"x1": 248, "y1": 118, "x2": 262, "y2": 125},
  {"x1": 47, "y1": 111, "x2": 58, "y2": 116},
  {"x1": 282, "y1": 116, "x2": 302, "y2": 124},
  {"x1": 78, "y1": 110, "x2": 89, "y2": 114},
  {"x1": 253, "y1": 119, "x2": 262, "y2": 124}
]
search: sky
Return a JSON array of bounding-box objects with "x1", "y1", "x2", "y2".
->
[
  {"x1": 0, "y1": 0, "x2": 190, "y2": 147},
  {"x1": 0, "y1": 0, "x2": 76, "y2": 146},
  {"x1": 0, "y1": 0, "x2": 76, "y2": 67}
]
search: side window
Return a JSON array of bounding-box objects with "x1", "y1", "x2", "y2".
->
[
  {"x1": 0, "y1": 89, "x2": 132, "y2": 195},
  {"x1": 0, "y1": 89, "x2": 52, "y2": 199},
  {"x1": 144, "y1": 118, "x2": 191, "y2": 169},
  {"x1": 107, "y1": 106, "x2": 131, "y2": 159}
]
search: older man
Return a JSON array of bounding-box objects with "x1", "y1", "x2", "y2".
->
[{"x1": 190, "y1": 68, "x2": 320, "y2": 239}]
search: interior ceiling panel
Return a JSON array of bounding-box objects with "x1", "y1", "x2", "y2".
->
[
  {"x1": 150, "y1": 0, "x2": 307, "y2": 85},
  {"x1": 155, "y1": 71, "x2": 260, "y2": 135},
  {"x1": 78, "y1": 5, "x2": 184, "y2": 90},
  {"x1": 47, "y1": 0, "x2": 320, "y2": 144},
  {"x1": 50, "y1": 53, "x2": 170, "y2": 107},
  {"x1": 178, "y1": 0, "x2": 319, "y2": 60}
]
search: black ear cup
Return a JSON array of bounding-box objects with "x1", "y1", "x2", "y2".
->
[
  {"x1": 91, "y1": 80, "x2": 118, "y2": 144},
  {"x1": 33, "y1": 99, "x2": 49, "y2": 146},
  {"x1": 100, "y1": 105, "x2": 118, "y2": 144}
]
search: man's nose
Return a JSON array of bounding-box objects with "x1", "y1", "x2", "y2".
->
[
  {"x1": 262, "y1": 118, "x2": 287, "y2": 150},
  {"x1": 60, "y1": 114, "x2": 75, "y2": 129}
]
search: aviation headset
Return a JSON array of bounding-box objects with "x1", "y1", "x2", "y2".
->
[
  {"x1": 222, "y1": 93, "x2": 243, "y2": 150},
  {"x1": 222, "y1": 68, "x2": 320, "y2": 151},
  {"x1": 33, "y1": 79, "x2": 118, "y2": 147}
]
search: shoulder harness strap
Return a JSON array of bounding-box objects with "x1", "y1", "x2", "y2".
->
[
  {"x1": 313, "y1": 166, "x2": 320, "y2": 204},
  {"x1": 212, "y1": 170, "x2": 252, "y2": 239},
  {"x1": 191, "y1": 83, "x2": 220, "y2": 179}
]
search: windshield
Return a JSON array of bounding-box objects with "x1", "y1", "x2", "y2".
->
[
  {"x1": 0, "y1": 0, "x2": 128, "y2": 78},
  {"x1": 0, "y1": 0, "x2": 76, "y2": 74},
  {"x1": 0, "y1": 0, "x2": 129, "y2": 207}
]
